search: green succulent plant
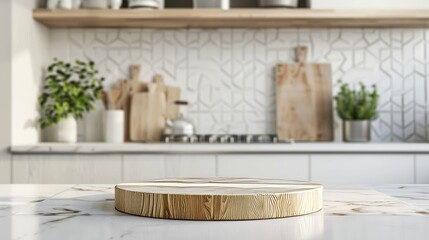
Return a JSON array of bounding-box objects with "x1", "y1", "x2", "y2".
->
[
  {"x1": 38, "y1": 59, "x2": 104, "y2": 129},
  {"x1": 334, "y1": 81, "x2": 379, "y2": 121}
]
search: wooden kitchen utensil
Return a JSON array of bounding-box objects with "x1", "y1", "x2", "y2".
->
[
  {"x1": 118, "y1": 65, "x2": 148, "y2": 141},
  {"x1": 276, "y1": 46, "x2": 333, "y2": 141},
  {"x1": 115, "y1": 178, "x2": 323, "y2": 220},
  {"x1": 100, "y1": 90, "x2": 109, "y2": 110},
  {"x1": 153, "y1": 74, "x2": 167, "y2": 93},
  {"x1": 109, "y1": 88, "x2": 121, "y2": 109},
  {"x1": 129, "y1": 83, "x2": 166, "y2": 142},
  {"x1": 152, "y1": 74, "x2": 181, "y2": 120},
  {"x1": 166, "y1": 86, "x2": 181, "y2": 119}
]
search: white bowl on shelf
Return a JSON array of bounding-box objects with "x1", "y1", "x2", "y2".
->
[
  {"x1": 259, "y1": 0, "x2": 298, "y2": 8},
  {"x1": 129, "y1": 0, "x2": 164, "y2": 9},
  {"x1": 310, "y1": 0, "x2": 429, "y2": 9},
  {"x1": 82, "y1": 0, "x2": 108, "y2": 9},
  {"x1": 194, "y1": 0, "x2": 229, "y2": 10}
]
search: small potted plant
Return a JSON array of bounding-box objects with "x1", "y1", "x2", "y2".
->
[
  {"x1": 334, "y1": 82, "x2": 379, "y2": 142},
  {"x1": 39, "y1": 59, "x2": 104, "y2": 143}
]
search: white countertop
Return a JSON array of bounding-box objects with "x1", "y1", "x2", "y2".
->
[
  {"x1": 1, "y1": 184, "x2": 429, "y2": 239},
  {"x1": 10, "y1": 142, "x2": 429, "y2": 154}
]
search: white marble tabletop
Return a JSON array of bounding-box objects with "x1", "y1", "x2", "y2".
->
[{"x1": 1, "y1": 184, "x2": 429, "y2": 240}]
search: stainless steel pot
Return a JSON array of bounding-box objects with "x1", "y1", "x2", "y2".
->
[
  {"x1": 164, "y1": 101, "x2": 195, "y2": 136},
  {"x1": 259, "y1": 0, "x2": 299, "y2": 8},
  {"x1": 343, "y1": 120, "x2": 371, "y2": 142}
]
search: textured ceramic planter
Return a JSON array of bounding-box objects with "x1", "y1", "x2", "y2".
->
[
  {"x1": 343, "y1": 120, "x2": 371, "y2": 142},
  {"x1": 57, "y1": 115, "x2": 77, "y2": 143}
]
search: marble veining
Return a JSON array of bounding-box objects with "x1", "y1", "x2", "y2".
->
[
  {"x1": 376, "y1": 184, "x2": 429, "y2": 211},
  {"x1": 1, "y1": 185, "x2": 429, "y2": 240}
]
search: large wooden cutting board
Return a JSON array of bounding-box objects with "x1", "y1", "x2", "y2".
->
[
  {"x1": 129, "y1": 84, "x2": 166, "y2": 142},
  {"x1": 276, "y1": 46, "x2": 333, "y2": 141},
  {"x1": 116, "y1": 65, "x2": 148, "y2": 142},
  {"x1": 153, "y1": 74, "x2": 181, "y2": 120},
  {"x1": 115, "y1": 178, "x2": 323, "y2": 220}
]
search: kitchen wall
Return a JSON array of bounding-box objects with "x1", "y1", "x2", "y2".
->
[
  {"x1": 51, "y1": 28, "x2": 429, "y2": 142},
  {"x1": 0, "y1": 0, "x2": 12, "y2": 183},
  {"x1": 12, "y1": 0, "x2": 50, "y2": 145}
]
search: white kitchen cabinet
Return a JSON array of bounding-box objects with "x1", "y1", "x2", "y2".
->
[
  {"x1": 416, "y1": 155, "x2": 429, "y2": 184},
  {"x1": 164, "y1": 155, "x2": 216, "y2": 178},
  {"x1": 122, "y1": 155, "x2": 165, "y2": 182},
  {"x1": 217, "y1": 154, "x2": 309, "y2": 181},
  {"x1": 122, "y1": 154, "x2": 216, "y2": 182},
  {"x1": 0, "y1": 154, "x2": 11, "y2": 184},
  {"x1": 12, "y1": 154, "x2": 122, "y2": 184},
  {"x1": 311, "y1": 154, "x2": 415, "y2": 185}
]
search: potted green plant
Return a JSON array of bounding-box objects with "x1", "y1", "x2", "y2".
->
[
  {"x1": 334, "y1": 82, "x2": 379, "y2": 142},
  {"x1": 39, "y1": 59, "x2": 104, "y2": 143}
]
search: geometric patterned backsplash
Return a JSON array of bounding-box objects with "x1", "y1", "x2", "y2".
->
[{"x1": 53, "y1": 28, "x2": 429, "y2": 142}]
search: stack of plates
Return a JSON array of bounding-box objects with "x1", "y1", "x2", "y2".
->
[
  {"x1": 259, "y1": 0, "x2": 298, "y2": 8},
  {"x1": 83, "y1": 0, "x2": 108, "y2": 9},
  {"x1": 129, "y1": 0, "x2": 160, "y2": 8}
]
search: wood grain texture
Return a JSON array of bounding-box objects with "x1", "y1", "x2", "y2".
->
[
  {"x1": 115, "y1": 178, "x2": 323, "y2": 220},
  {"x1": 129, "y1": 89, "x2": 166, "y2": 142},
  {"x1": 165, "y1": 86, "x2": 181, "y2": 120},
  {"x1": 153, "y1": 75, "x2": 181, "y2": 120},
  {"x1": 276, "y1": 46, "x2": 333, "y2": 142},
  {"x1": 33, "y1": 9, "x2": 429, "y2": 29},
  {"x1": 118, "y1": 65, "x2": 148, "y2": 142}
]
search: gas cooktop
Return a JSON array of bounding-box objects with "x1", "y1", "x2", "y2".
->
[{"x1": 161, "y1": 134, "x2": 285, "y2": 143}]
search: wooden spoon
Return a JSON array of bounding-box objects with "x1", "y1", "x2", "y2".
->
[
  {"x1": 101, "y1": 91, "x2": 109, "y2": 110},
  {"x1": 109, "y1": 88, "x2": 121, "y2": 110}
]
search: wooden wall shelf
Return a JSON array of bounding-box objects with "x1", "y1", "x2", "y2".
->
[{"x1": 33, "y1": 9, "x2": 429, "y2": 29}]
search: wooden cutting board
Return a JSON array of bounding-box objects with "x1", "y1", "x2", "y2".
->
[
  {"x1": 153, "y1": 74, "x2": 181, "y2": 120},
  {"x1": 116, "y1": 65, "x2": 148, "y2": 142},
  {"x1": 165, "y1": 86, "x2": 181, "y2": 119},
  {"x1": 276, "y1": 46, "x2": 333, "y2": 142},
  {"x1": 129, "y1": 84, "x2": 166, "y2": 142},
  {"x1": 115, "y1": 178, "x2": 323, "y2": 220}
]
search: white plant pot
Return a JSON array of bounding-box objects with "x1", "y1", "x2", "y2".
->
[
  {"x1": 57, "y1": 115, "x2": 78, "y2": 143},
  {"x1": 104, "y1": 110, "x2": 125, "y2": 143}
]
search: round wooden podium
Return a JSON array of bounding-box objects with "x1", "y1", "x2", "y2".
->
[{"x1": 115, "y1": 178, "x2": 323, "y2": 221}]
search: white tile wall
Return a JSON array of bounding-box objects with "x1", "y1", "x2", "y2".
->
[
  {"x1": 217, "y1": 154, "x2": 309, "y2": 180},
  {"x1": 311, "y1": 154, "x2": 415, "y2": 185},
  {"x1": 50, "y1": 28, "x2": 429, "y2": 142}
]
